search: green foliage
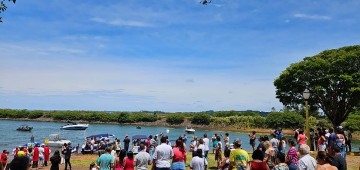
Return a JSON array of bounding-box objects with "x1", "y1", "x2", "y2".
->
[
  {"x1": 28, "y1": 110, "x2": 44, "y2": 119},
  {"x1": 274, "y1": 45, "x2": 360, "y2": 126},
  {"x1": 316, "y1": 117, "x2": 333, "y2": 128},
  {"x1": 166, "y1": 114, "x2": 185, "y2": 125},
  {"x1": 191, "y1": 113, "x2": 211, "y2": 125},
  {"x1": 213, "y1": 110, "x2": 260, "y2": 117},
  {"x1": 342, "y1": 112, "x2": 360, "y2": 131},
  {"x1": 0, "y1": 0, "x2": 16, "y2": 23},
  {"x1": 265, "y1": 112, "x2": 305, "y2": 129}
]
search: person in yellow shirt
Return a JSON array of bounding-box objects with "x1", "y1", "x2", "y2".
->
[{"x1": 228, "y1": 139, "x2": 250, "y2": 170}]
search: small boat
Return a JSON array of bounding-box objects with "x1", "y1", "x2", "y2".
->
[
  {"x1": 185, "y1": 127, "x2": 195, "y2": 133},
  {"x1": 46, "y1": 134, "x2": 71, "y2": 147},
  {"x1": 60, "y1": 122, "x2": 88, "y2": 130},
  {"x1": 136, "y1": 126, "x2": 141, "y2": 129},
  {"x1": 131, "y1": 135, "x2": 147, "y2": 154},
  {"x1": 17, "y1": 125, "x2": 33, "y2": 131}
]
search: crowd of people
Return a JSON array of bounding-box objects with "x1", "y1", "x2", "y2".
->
[
  {"x1": 0, "y1": 139, "x2": 73, "y2": 170},
  {"x1": 0, "y1": 126, "x2": 356, "y2": 170}
]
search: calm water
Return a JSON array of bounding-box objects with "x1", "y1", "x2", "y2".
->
[{"x1": 1, "y1": 120, "x2": 359, "y2": 154}]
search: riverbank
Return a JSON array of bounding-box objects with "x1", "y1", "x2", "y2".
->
[{"x1": 2, "y1": 117, "x2": 360, "y2": 140}]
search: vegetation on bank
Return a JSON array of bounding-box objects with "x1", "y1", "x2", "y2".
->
[{"x1": 1, "y1": 108, "x2": 359, "y2": 132}]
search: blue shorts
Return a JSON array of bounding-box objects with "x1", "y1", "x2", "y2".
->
[{"x1": 172, "y1": 162, "x2": 185, "y2": 170}]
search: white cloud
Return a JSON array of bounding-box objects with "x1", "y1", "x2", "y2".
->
[
  {"x1": 90, "y1": 17, "x2": 155, "y2": 27},
  {"x1": 293, "y1": 13, "x2": 331, "y2": 20}
]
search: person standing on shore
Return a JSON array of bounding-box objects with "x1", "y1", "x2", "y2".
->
[
  {"x1": 249, "y1": 131, "x2": 256, "y2": 152},
  {"x1": 135, "y1": 144, "x2": 151, "y2": 170},
  {"x1": 228, "y1": 139, "x2": 250, "y2": 170},
  {"x1": 123, "y1": 135, "x2": 130, "y2": 153},
  {"x1": 96, "y1": 147, "x2": 114, "y2": 170},
  {"x1": 1, "y1": 150, "x2": 8, "y2": 169},
  {"x1": 50, "y1": 150, "x2": 61, "y2": 170},
  {"x1": 152, "y1": 136, "x2": 174, "y2": 170},
  {"x1": 64, "y1": 143, "x2": 72, "y2": 170},
  {"x1": 203, "y1": 133, "x2": 210, "y2": 160},
  {"x1": 32, "y1": 145, "x2": 39, "y2": 168},
  {"x1": 44, "y1": 144, "x2": 51, "y2": 166},
  {"x1": 297, "y1": 144, "x2": 316, "y2": 170}
]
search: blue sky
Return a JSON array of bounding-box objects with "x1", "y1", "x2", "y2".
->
[{"x1": 1, "y1": 0, "x2": 360, "y2": 112}]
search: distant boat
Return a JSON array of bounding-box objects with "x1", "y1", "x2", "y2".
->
[
  {"x1": 166, "y1": 129, "x2": 170, "y2": 133},
  {"x1": 46, "y1": 134, "x2": 71, "y2": 147},
  {"x1": 185, "y1": 127, "x2": 195, "y2": 133},
  {"x1": 17, "y1": 125, "x2": 33, "y2": 131},
  {"x1": 136, "y1": 126, "x2": 141, "y2": 129},
  {"x1": 60, "y1": 122, "x2": 88, "y2": 130}
]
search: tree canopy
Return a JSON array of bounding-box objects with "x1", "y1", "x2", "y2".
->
[
  {"x1": 274, "y1": 45, "x2": 360, "y2": 126},
  {"x1": 0, "y1": 0, "x2": 15, "y2": 23}
]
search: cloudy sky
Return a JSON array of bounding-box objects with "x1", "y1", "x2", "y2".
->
[{"x1": 1, "y1": 0, "x2": 360, "y2": 112}]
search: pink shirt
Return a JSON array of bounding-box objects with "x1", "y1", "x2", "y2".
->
[
  {"x1": 297, "y1": 134, "x2": 306, "y2": 145},
  {"x1": 172, "y1": 147, "x2": 186, "y2": 162}
]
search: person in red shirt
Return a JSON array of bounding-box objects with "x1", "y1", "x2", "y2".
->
[
  {"x1": 32, "y1": 145, "x2": 40, "y2": 168},
  {"x1": 44, "y1": 145, "x2": 51, "y2": 166},
  {"x1": 1, "y1": 150, "x2": 9, "y2": 168}
]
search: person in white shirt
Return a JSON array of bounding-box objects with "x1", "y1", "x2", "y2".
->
[
  {"x1": 135, "y1": 144, "x2": 151, "y2": 170},
  {"x1": 39, "y1": 144, "x2": 45, "y2": 167},
  {"x1": 152, "y1": 136, "x2": 174, "y2": 170},
  {"x1": 190, "y1": 149, "x2": 207, "y2": 170},
  {"x1": 203, "y1": 134, "x2": 210, "y2": 159},
  {"x1": 297, "y1": 144, "x2": 316, "y2": 170}
]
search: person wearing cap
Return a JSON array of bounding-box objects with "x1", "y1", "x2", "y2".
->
[
  {"x1": 1, "y1": 150, "x2": 9, "y2": 168},
  {"x1": 228, "y1": 138, "x2": 250, "y2": 170},
  {"x1": 39, "y1": 143, "x2": 45, "y2": 167},
  {"x1": 123, "y1": 135, "x2": 131, "y2": 153}
]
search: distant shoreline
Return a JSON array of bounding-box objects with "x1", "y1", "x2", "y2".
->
[
  {"x1": 0, "y1": 117, "x2": 300, "y2": 135},
  {"x1": 2, "y1": 117, "x2": 359, "y2": 139}
]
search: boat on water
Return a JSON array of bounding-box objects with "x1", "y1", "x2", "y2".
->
[
  {"x1": 16, "y1": 125, "x2": 33, "y2": 131},
  {"x1": 82, "y1": 133, "x2": 116, "y2": 154},
  {"x1": 136, "y1": 126, "x2": 141, "y2": 129},
  {"x1": 131, "y1": 135, "x2": 147, "y2": 154},
  {"x1": 185, "y1": 127, "x2": 195, "y2": 133},
  {"x1": 60, "y1": 122, "x2": 88, "y2": 130},
  {"x1": 46, "y1": 134, "x2": 71, "y2": 147}
]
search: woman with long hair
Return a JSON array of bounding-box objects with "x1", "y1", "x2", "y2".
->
[
  {"x1": 335, "y1": 127, "x2": 347, "y2": 159},
  {"x1": 286, "y1": 139, "x2": 298, "y2": 170},
  {"x1": 263, "y1": 141, "x2": 276, "y2": 169},
  {"x1": 172, "y1": 139, "x2": 187, "y2": 170},
  {"x1": 297, "y1": 129, "x2": 307, "y2": 149},
  {"x1": 115, "y1": 149, "x2": 126, "y2": 170},
  {"x1": 50, "y1": 150, "x2": 61, "y2": 170},
  {"x1": 124, "y1": 151, "x2": 134, "y2": 170}
]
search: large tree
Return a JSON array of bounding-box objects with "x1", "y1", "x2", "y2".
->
[
  {"x1": 274, "y1": 45, "x2": 360, "y2": 126},
  {"x1": 0, "y1": 0, "x2": 16, "y2": 23}
]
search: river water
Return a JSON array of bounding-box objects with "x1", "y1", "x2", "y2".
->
[{"x1": 1, "y1": 120, "x2": 358, "y2": 154}]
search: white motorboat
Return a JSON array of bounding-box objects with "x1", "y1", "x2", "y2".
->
[
  {"x1": 46, "y1": 134, "x2": 71, "y2": 147},
  {"x1": 185, "y1": 127, "x2": 195, "y2": 133},
  {"x1": 60, "y1": 122, "x2": 88, "y2": 130}
]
